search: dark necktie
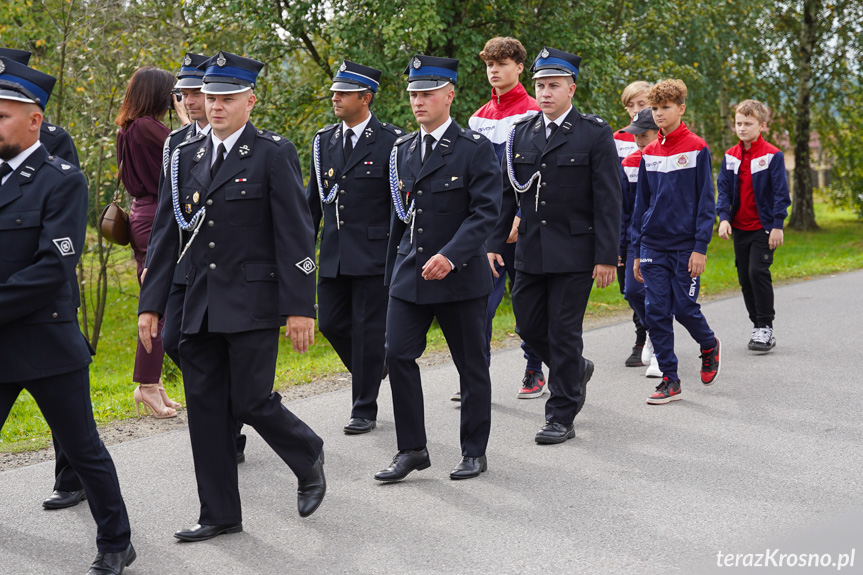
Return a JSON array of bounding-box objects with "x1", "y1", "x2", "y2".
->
[
  {"x1": 422, "y1": 134, "x2": 435, "y2": 165},
  {"x1": 0, "y1": 162, "x2": 12, "y2": 187},
  {"x1": 547, "y1": 122, "x2": 558, "y2": 142},
  {"x1": 210, "y1": 143, "x2": 226, "y2": 179},
  {"x1": 343, "y1": 129, "x2": 354, "y2": 162}
]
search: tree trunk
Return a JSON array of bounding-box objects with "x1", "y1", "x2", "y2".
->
[{"x1": 789, "y1": 0, "x2": 819, "y2": 231}]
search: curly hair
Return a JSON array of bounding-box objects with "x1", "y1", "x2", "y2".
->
[
  {"x1": 735, "y1": 99, "x2": 769, "y2": 124},
  {"x1": 479, "y1": 37, "x2": 528, "y2": 65},
  {"x1": 647, "y1": 79, "x2": 687, "y2": 106},
  {"x1": 621, "y1": 81, "x2": 651, "y2": 107}
]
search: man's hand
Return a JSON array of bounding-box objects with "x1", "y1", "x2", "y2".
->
[
  {"x1": 137, "y1": 312, "x2": 160, "y2": 354},
  {"x1": 633, "y1": 258, "x2": 644, "y2": 283},
  {"x1": 506, "y1": 216, "x2": 520, "y2": 244},
  {"x1": 421, "y1": 253, "x2": 452, "y2": 280},
  {"x1": 688, "y1": 251, "x2": 707, "y2": 278},
  {"x1": 487, "y1": 253, "x2": 504, "y2": 278},
  {"x1": 592, "y1": 264, "x2": 616, "y2": 289},
  {"x1": 718, "y1": 220, "x2": 732, "y2": 240},
  {"x1": 173, "y1": 96, "x2": 190, "y2": 125},
  {"x1": 768, "y1": 228, "x2": 784, "y2": 250},
  {"x1": 286, "y1": 316, "x2": 315, "y2": 354}
]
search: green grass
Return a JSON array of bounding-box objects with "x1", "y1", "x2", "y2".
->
[{"x1": 2, "y1": 202, "x2": 861, "y2": 452}]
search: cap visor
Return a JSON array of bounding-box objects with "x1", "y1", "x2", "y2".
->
[
  {"x1": 175, "y1": 78, "x2": 204, "y2": 89},
  {"x1": 621, "y1": 125, "x2": 648, "y2": 134},
  {"x1": 330, "y1": 81, "x2": 367, "y2": 92},
  {"x1": 406, "y1": 80, "x2": 451, "y2": 92},
  {"x1": 201, "y1": 83, "x2": 252, "y2": 95},
  {"x1": 0, "y1": 89, "x2": 38, "y2": 105},
  {"x1": 532, "y1": 69, "x2": 574, "y2": 80}
]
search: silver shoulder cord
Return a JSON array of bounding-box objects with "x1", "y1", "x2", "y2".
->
[
  {"x1": 314, "y1": 133, "x2": 340, "y2": 230},
  {"x1": 505, "y1": 123, "x2": 542, "y2": 211},
  {"x1": 169, "y1": 146, "x2": 206, "y2": 264}
]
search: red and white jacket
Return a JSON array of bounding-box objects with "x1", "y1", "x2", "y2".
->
[
  {"x1": 613, "y1": 128, "x2": 637, "y2": 164},
  {"x1": 469, "y1": 83, "x2": 540, "y2": 161}
]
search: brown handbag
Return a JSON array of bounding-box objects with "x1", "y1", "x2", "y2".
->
[{"x1": 98, "y1": 139, "x2": 130, "y2": 245}]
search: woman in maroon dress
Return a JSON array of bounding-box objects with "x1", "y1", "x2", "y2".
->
[{"x1": 115, "y1": 66, "x2": 186, "y2": 418}]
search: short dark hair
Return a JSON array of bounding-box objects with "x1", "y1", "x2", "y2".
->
[
  {"x1": 114, "y1": 66, "x2": 175, "y2": 129},
  {"x1": 479, "y1": 37, "x2": 527, "y2": 66},
  {"x1": 359, "y1": 88, "x2": 375, "y2": 108}
]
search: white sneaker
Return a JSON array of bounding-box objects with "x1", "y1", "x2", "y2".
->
[
  {"x1": 641, "y1": 336, "x2": 654, "y2": 365},
  {"x1": 748, "y1": 326, "x2": 776, "y2": 353},
  {"x1": 645, "y1": 354, "x2": 662, "y2": 378}
]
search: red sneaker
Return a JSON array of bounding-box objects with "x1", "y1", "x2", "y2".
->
[
  {"x1": 517, "y1": 370, "x2": 547, "y2": 399},
  {"x1": 646, "y1": 377, "x2": 682, "y2": 405},
  {"x1": 700, "y1": 337, "x2": 721, "y2": 385}
]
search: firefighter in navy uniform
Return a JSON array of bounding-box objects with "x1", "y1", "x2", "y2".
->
[
  {"x1": 143, "y1": 52, "x2": 248, "y2": 462},
  {"x1": 374, "y1": 55, "x2": 501, "y2": 483},
  {"x1": 0, "y1": 56, "x2": 136, "y2": 575},
  {"x1": 306, "y1": 60, "x2": 406, "y2": 435},
  {"x1": 138, "y1": 52, "x2": 325, "y2": 543},
  {"x1": 491, "y1": 48, "x2": 621, "y2": 445}
]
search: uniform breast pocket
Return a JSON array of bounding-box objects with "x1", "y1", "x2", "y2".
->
[
  {"x1": 225, "y1": 183, "x2": 263, "y2": 226},
  {"x1": 0, "y1": 210, "x2": 41, "y2": 262},
  {"x1": 557, "y1": 152, "x2": 589, "y2": 187},
  {"x1": 431, "y1": 175, "x2": 466, "y2": 214},
  {"x1": 354, "y1": 166, "x2": 385, "y2": 197}
]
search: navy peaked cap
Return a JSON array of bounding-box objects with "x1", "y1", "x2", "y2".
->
[{"x1": 0, "y1": 56, "x2": 56, "y2": 109}]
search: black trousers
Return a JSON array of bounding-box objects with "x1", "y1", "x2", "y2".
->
[
  {"x1": 317, "y1": 274, "x2": 387, "y2": 420},
  {"x1": 179, "y1": 326, "x2": 323, "y2": 525},
  {"x1": 617, "y1": 261, "x2": 647, "y2": 346},
  {"x1": 733, "y1": 228, "x2": 775, "y2": 327},
  {"x1": 0, "y1": 368, "x2": 131, "y2": 552},
  {"x1": 512, "y1": 270, "x2": 594, "y2": 425},
  {"x1": 386, "y1": 295, "x2": 491, "y2": 457}
]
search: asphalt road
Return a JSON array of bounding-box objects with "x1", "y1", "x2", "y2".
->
[{"x1": 1, "y1": 271, "x2": 862, "y2": 575}]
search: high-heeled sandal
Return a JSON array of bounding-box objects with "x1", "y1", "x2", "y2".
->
[
  {"x1": 134, "y1": 385, "x2": 177, "y2": 419},
  {"x1": 156, "y1": 382, "x2": 181, "y2": 409}
]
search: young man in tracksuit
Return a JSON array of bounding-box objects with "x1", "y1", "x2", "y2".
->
[
  {"x1": 619, "y1": 108, "x2": 662, "y2": 379},
  {"x1": 613, "y1": 80, "x2": 651, "y2": 368},
  {"x1": 468, "y1": 36, "x2": 545, "y2": 400},
  {"x1": 631, "y1": 79, "x2": 721, "y2": 405},
  {"x1": 716, "y1": 99, "x2": 791, "y2": 352}
]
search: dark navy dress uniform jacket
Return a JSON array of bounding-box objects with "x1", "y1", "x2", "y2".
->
[
  {"x1": 306, "y1": 114, "x2": 404, "y2": 277},
  {"x1": 492, "y1": 108, "x2": 621, "y2": 272},
  {"x1": 0, "y1": 145, "x2": 91, "y2": 383},
  {"x1": 386, "y1": 120, "x2": 501, "y2": 304},
  {"x1": 139, "y1": 121, "x2": 317, "y2": 332}
]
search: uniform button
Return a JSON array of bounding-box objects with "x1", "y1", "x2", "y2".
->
[
  {"x1": 207, "y1": 220, "x2": 214, "y2": 227},
  {"x1": 417, "y1": 228, "x2": 423, "y2": 234},
  {"x1": 444, "y1": 183, "x2": 449, "y2": 188},
  {"x1": 462, "y1": 263, "x2": 467, "y2": 268},
  {"x1": 206, "y1": 199, "x2": 213, "y2": 206},
  {"x1": 541, "y1": 163, "x2": 547, "y2": 169},
  {"x1": 270, "y1": 272, "x2": 275, "y2": 278},
  {"x1": 588, "y1": 226, "x2": 593, "y2": 231},
  {"x1": 313, "y1": 303, "x2": 319, "y2": 311},
  {"x1": 52, "y1": 312, "x2": 58, "y2": 318},
  {"x1": 570, "y1": 158, "x2": 575, "y2": 163},
  {"x1": 339, "y1": 220, "x2": 344, "y2": 226},
  {"x1": 240, "y1": 190, "x2": 246, "y2": 196},
  {"x1": 416, "y1": 190, "x2": 423, "y2": 196},
  {"x1": 209, "y1": 263, "x2": 217, "y2": 270},
  {"x1": 416, "y1": 209, "x2": 423, "y2": 215},
  {"x1": 366, "y1": 171, "x2": 371, "y2": 175},
  {"x1": 417, "y1": 247, "x2": 424, "y2": 253},
  {"x1": 540, "y1": 201, "x2": 546, "y2": 207},
  {"x1": 541, "y1": 182, "x2": 547, "y2": 188},
  {"x1": 341, "y1": 175, "x2": 347, "y2": 180},
  {"x1": 340, "y1": 190, "x2": 346, "y2": 195},
  {"x1": 541, "y1": 220, "x2": 547, "y2": 225},
  {"x1": 340, "y1": 205, "x2": 345, "y2": 210},
  {"x1": 15, "y1": 219, "x2": 22, "y2": 225},
  {"x1": 208, "y1": 242, "x2": 215, "y2": 249}
]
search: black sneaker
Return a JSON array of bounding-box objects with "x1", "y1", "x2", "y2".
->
[
  {"x1": 748, "y1": 326, "x2": 776, "y2": 353},
  {"x1": 646, "y1": 377, "x2": 682, "y2": 404},
  {"x1": 700, "y1": 337, "x2": 721, "y2": 385},
  {"x1": 450, "y1": 390, "x2": 461, "y2": 402},
  {"x1": 625, "y1": 345, "x2": 645, "y2": 367},
  {"x1": 517, "y1": 370, "x2": 547, "y2": 398}
]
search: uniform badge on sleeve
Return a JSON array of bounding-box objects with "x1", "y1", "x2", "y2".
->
[
  {"x1": 296, "y1": 257, "x2": 317, "y2": 275},
  {"x1": 52, "y1": 237, "x2": 75, "y2": 257}
]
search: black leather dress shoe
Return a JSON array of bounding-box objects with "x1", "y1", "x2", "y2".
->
[
  {"x1": 42, "y1": 489, "x2": 86, "y2": 510},
  {"x1": 87, "y1": 543, "x2": 136, "y2": 574},
  {"x1": 297, "y1": 450, "x2": 326, "y2": 517},
  {"x1": 374, "y1": 448, "x2": 431, "y2": 482},
  {"x1": 236, "y1": 451, "x2": 246, "y2": 464},
  {"x1": 575, "y1": 359, "x2": 594, "y2": 416},
  {"x1": 343, "y1": 417, "x2": 376, "y2": 435},
  {"x1": 535, "y1": 422, "x2": 575, "y2": 444},
  {"x1": 449, "y1": 455, "x2": 487, "y2": 480},
  {"x1": 173, "y1": 523, "x2": 243, "y2": 542}
]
